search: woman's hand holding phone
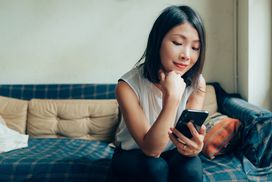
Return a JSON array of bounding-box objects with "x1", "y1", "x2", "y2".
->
[
  {"x1": 175, "y1": 109, "x2": 208, "y2": 138},
  {"x1": 169, "y1": 123, "x2": 206, "y2": 157},
  {"x1": 168, "y1": 109, "x2": 208, "y2": 156}
]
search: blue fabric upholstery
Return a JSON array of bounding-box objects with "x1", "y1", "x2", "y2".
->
[
  {"x1": 0, "y1": 84, "x2": 116, "y2": 100},
  {"x1": 201, "y1": 154, "x2": 248, "y2": 181},
  {"x1": 0, "y1": 138, "x2": 113, "y2": 182}
]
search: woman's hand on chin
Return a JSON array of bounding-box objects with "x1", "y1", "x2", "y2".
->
[{"x1": 158, "y1": 69, "x2": 186, "y2": 104}]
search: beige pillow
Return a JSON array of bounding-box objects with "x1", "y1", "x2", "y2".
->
[
  {"x1": 0, "y1": 96, "x2": 28, "y2": 134},
  {"x1": 203, "y1": 85, "x2": 218, "y2": 116},
  {"x1": 28, "y1": 99, "x2": 120, "y2": 142},
  {"x1": 0, "y1": 115, "x2": 6, "y2": 126}
]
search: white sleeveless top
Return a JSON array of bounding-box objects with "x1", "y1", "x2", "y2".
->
[{"x1": 116, "y1": 66, "x2": 194, "y2": 151}]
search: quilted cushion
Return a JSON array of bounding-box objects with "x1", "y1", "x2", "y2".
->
[
  {"x1": 0, "y1": 96, "x2": 28, "y2": 134},
  {"x1": 27, "y1": 99, "x2": 119, "y2": 142}
]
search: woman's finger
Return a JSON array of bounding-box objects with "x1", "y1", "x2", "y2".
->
[
  {"x1": 170, "y1": 128, "x2": 194, "y2": 147},
  {"x1": 158, "y1": 69, "x2": 165, "y2": 82},
  {"x1": 199, "y1": 124, "x2": 206, "y2": 135}
]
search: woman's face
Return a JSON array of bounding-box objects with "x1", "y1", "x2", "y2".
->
[{"x1": 160, "y1": 22, "x2": 200, "y2": 76}]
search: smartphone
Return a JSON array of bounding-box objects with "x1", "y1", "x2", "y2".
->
[{"x1": 175, "y1": 109, "x2": 209, "y2": 138}]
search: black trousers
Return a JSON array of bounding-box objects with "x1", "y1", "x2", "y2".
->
[{"x1": 111, "y1": 147, "x2": 203, "y2": 182}]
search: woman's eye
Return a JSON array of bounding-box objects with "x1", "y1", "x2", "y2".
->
[
  {"x1": 192, "y1": 47, "x2": 200, "y2": 51},
  {"x1": 173, "y1": 41, "x2": 182, "y2": 46}
]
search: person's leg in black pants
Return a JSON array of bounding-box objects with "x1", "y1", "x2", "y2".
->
[
  {"x1": 162, "y1": 148, "x2": 203, "y2": 182},
  {"x1": 111, "y1": 147, "x2": 169, "y2": 182}
]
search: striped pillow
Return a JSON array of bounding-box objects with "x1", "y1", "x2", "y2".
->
[{"x1": 202, "y1": 113, "x2": 241, "y2": 159}]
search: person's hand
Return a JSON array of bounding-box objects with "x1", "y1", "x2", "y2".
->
[
  {"x1": 158, "y1": 69, "x2": 186, "y2": 104},
  {"x1": 168, "y1": 122, "x2": 206, "y2": 157}
]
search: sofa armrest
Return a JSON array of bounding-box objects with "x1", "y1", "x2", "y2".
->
[
  {"x1": 222, "y1": 97, "x2": 272, "y2": 167},
  {"x1": 221, "y1": 97, "x2": 271, "y2": 125},
  {"x1": 208, "y1": 82, "x2": 270, "y2": 124},
  {"x1": 210, "y1": 82, "x2": 272, "y2": 167}
]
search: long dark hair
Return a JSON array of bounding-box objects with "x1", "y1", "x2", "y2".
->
[{"x1": 137, "y1": 5, "x2": 206, "y2": 88}]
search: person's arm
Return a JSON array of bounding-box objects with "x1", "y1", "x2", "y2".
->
[
  {"x1": 169, "y1": 75, "x2": 207, "y2": 157},
  {"x1": 116, "y1": 71, "x2": 185, "y2": 157}
]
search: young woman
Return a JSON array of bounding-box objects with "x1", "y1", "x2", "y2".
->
[{"x1": 111, "y1": 5, "x2": 207, "y2": 182}]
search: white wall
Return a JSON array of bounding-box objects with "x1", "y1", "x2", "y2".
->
[
  {"x1": 0, "y1": 0, "x2": 237, "y2": 92},
  {"x1": 248, "y1": 0, "x2": 272, "y2": 110},
  {"x1": 238, "y1": 0, "x2": 272, "y2": 110}
]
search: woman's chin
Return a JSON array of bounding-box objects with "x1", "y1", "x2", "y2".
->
[{"x1": 174, "y1": 70, "x2": 185, "y2": 76}]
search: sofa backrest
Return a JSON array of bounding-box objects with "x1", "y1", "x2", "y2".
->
[
  {"x1": 0, "y1": 84, "x2": 116, "y2": 100},
  {"x1": 0, "y1": 84, "x2": 218, "y2": 140},
  {"x1": 0, "y1": 84, "x2": 117, "y2": 136}
]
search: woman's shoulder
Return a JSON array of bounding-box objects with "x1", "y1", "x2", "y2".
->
[
  {"x1": 191, "y1": 74, "x2": 206, "y2": 93},
  {"x1": 120, "y1": 66, "x2": 143, "y2": 80},
  {"x1": 188, "y1": 74, "x2": 206, "y2": 94},
  {"x1": 198, "y1": 74, "x2": 206, "y2": 87},
  {"x1": 198, "y1": 74, "x2": 206, "y2": 86},
  {"x1": 118, "y1": 66, "x2": 145, "y2": 98}
]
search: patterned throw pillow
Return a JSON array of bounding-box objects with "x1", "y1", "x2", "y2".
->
[{"x1": 202, "y1": 113, "x2": 241, "y2": 159}]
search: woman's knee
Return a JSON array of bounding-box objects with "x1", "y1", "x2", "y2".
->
[
  {"x1": 111, "y1": 150, "x2": 168, "y2": 182},
  {"x1": 171, "y1": 156, "x2": 203, "y2": 182},
  {"x1": 143, "y1": 157, "x2": 168, "y2": 178}
]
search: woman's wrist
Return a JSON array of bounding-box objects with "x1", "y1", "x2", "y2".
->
[{"x1": 163, "y1": 94, "x2": 180, "y2": 108}]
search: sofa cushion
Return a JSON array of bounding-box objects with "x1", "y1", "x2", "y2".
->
[
  {"x1": 27, "y1": 99, "x2": 119, "y2": 142},
  {"x1": 0, "y1": 96, "x2": 28, "y2": 134},
  {"x1": 202, "y1": 113, "x2": 241, "y2": 159},
  {"x1": 203, "y1": 85, "x2": 218, "y2": 116},
  {"x1": 0, "y1": 138, "x2": 113, "y2": 181},
  {"x1": 0, "y1": 115, "x2": 5, "y2": 125}
]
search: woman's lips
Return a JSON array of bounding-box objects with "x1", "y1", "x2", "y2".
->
[{"x1": 174, "y1": 62, "x2": 188, "y2": 69}]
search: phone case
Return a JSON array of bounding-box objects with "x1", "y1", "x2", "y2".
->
[{"x1": 175, "y1": 109, "x2": 208, "y2": 138}]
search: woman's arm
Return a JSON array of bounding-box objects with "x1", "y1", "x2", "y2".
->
[
  {"x1": 116, "y1": 71, "x2": 185, "y2": 157},
  {"x1": 169, "y1": 75, "x2": 207, "y2": 156}
]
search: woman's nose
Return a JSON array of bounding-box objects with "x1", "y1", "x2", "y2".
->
[{"x1": 179, "y1": 48, "x2": 190, "y2": 61}]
